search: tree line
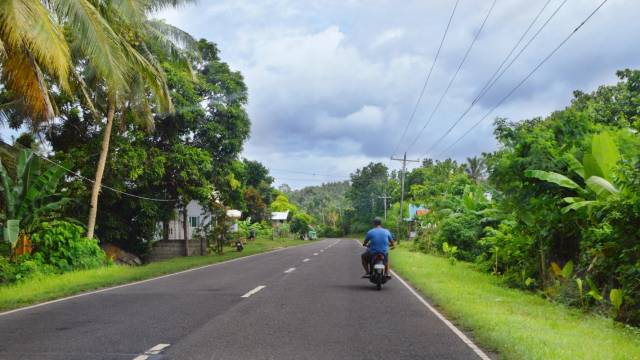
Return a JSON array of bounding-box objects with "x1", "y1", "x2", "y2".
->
[{"x1": 0, "y1": 1, "x2": 283, "y2": 282}]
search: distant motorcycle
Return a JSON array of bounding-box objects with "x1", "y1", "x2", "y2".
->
[{"x1": 235, "y1": 240, "x2": 244, "y2": 252}]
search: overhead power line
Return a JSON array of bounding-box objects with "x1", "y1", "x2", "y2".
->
[
  {"x1": 3, "y1": 140, "x2": 176, "y2": 202},
  {"x1": 424, "y1": 0, "x2": 563, "y2": 155},
  {"x1": 437, "y1": 0, "x2": 609, "y2": 158},
  {"x1": 274, "y1": 176, "x2": 351, "y2": 183},
  {"x1": 390, "y1": 0, "x2": 460, "y2": 157},
  {"x1": 404, "y1": 0, "x2": 498, "y2": 155},
  {"x1": 269, "y1": 168, "x2": 349, "y2": 178}
]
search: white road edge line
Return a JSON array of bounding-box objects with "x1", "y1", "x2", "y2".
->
[
  {"x1": 351, "y1": 239, "x2": 489, "y2": 360},
  {"x1": 303, "y1": 258, "x2": 310, "y2": 262},
  {"x1": 284, "y1": 267, "x2": 296, "y2": 273},
  {"x1": 0, "y1": 242, "x2": 316, "y2": 317},
  {"x1": 392, "y1": 271, "x2": 491, "y2": 360},
  {"x1": 241, "y1": 285, "x2": 266, "y2": 298}
]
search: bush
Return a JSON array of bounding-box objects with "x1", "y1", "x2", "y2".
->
[
  {"x1": 290, "y1": 213, "x2": 313, "y2": 235},
  {"x1": 318, "y1": 225, "x2": 342, "y2": 238},
  {"x1": 31, "y1": 220, "x2": 107, "y2": 272},
  {"x1": 0, "y1": 255, "x2": 57, "y2": 284},
  {"x1": 433, "y1": 212, "x2": 483, "y2": 261}
]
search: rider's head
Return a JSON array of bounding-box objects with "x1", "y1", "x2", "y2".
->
[{"x1": 373, "y1": 217, "x2": 382, "y2": 227}]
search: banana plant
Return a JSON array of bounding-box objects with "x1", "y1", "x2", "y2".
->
[
  {"x1": 0, "y1": 149, "x2": 70, "y2": 248},
  {"x1": 524, "y1": 132, "x2": 620, "y2": 213}
]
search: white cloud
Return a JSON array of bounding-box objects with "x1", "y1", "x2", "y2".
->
[
  {"x1": 156, "y1": 0, "x2": 640, "y2": 188},
  {"x1": 371, "y1": 28, "x2": 405, "y2": 49}
]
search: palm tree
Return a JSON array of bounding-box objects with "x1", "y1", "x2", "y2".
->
[
  {"x1": 465, "y1": 156, "x2": 486, "y2": 183},
  {"x1": 1, "y1": 0, "x2": 196, "y2": 238},
  {"x1": 0, "y1": 0, "x2": 72, "y2": 121}
]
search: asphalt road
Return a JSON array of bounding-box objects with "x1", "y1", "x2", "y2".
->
[{"x1": 0, "y1": 239, "x2": 486, "y2": 360}]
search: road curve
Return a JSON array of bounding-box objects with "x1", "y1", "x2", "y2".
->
[{"x1": 0, "y1": 239, "x2": 485, "y2": 360}]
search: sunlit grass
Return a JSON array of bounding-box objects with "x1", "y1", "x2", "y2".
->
[
  {"x1": 0, "y1": 237, "x2": 308, "y2": 312},
  {"x1": 391, "y1": 244, "x2": 640, "y2": 360}
]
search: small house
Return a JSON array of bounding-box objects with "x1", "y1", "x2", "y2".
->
[{"x1": 271, "y1": 210, "x2": 290, "y2": 227}]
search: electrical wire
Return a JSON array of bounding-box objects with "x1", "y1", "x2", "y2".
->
[
  {"x1": 423, "y1": 0, "x2": 565, "y2": 155},
  {"x1": 390, "y1": 0, "x2": 460, "y2": 157},
  {"x1": 2, "y1": 140, "x2": 176, "y2": 202},
  {"x1": 269, "y1": 168, "x2": 349, "y2": 177},
  {"x1": 436, "y1": 0, "x2": 609, "y2": 158},
  {"x1": 404, "y1": 0, "x2": 498, "y2": 155}
]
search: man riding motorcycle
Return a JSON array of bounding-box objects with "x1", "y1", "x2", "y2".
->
[{"x1": 361, "y1": 217, "x2": 395, "y2": 278}]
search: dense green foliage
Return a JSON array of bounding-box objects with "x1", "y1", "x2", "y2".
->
[
  {"x1": 30, "y1": 221, "x2": 107, "y2": 272},
  {"x1": 0, "y1": 4, "x2": 281, "y2": 285},
  {"x1": 406, "y1": 70, "x2": 640, "y2": 326},
  {"x1": 286, "y1": 181, "x2": 351, "y2": 236},
  {"x1": 1, "y1": 220, "x2": 107, "y2": 284}
]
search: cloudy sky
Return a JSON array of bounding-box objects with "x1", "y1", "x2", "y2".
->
[{"x1": 158, "y1": 0, "x2": 639, "y2": 189}]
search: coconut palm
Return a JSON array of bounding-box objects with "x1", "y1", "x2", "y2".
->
[
  {"x1": 465, "y1": 156, "x2": 485, "y2": 183},
  {"x1": 1, "y1": 0, "x2": 196, "y2": 238}
]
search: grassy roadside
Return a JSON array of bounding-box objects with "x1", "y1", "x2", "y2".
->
[
  {"x1": 390, "y1": 244, "x2": 640, "y2": 360},
  {"x1": 0, "y1": 237, "x2": 308, "y2": 312}
]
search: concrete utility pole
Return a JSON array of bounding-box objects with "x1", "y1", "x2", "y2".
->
[
  {"x1": 391, "y1": 152, "x2": 420, "y2": 242},
  {"x1": 378, "y1": 194, "x2": 392, "y2": 220}
]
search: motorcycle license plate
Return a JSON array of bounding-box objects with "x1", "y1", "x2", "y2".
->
[{"x1": 374, "y1": 264, "x2": 385, "y2": 270}]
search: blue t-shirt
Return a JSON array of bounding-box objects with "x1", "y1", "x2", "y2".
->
[{"x1": 365, "y1": 227, "x2": 392, "y2": 254}]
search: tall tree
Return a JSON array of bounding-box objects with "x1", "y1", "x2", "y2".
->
[
  {"x1": 347, "y1": 162, "x2": 388, "y2": 228},
  {"x1": 0, "y1": 0, "x2": 196, "y2": 238},
  {"x1": 465, "y1": 156, "x2": 486, "y2": 183}
]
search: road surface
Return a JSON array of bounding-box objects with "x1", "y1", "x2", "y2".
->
[{"x1": 0, "y1": 239, "x2": 488, "y2": 359}]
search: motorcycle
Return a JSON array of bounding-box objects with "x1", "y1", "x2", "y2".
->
[
  {"x1": 235, "y1": 239, "x2": 244, "y2": 252},
  {"x1": 368, "y1": 253, "x2": 388, "y2": 290}
]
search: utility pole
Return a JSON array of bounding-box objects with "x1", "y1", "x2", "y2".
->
[
  {"x1": 370, "y1": 194, "x2": 375, "y2": 216},
  {"x1": 391, "y1": 152, "x2": 421, "y2": 242},
  {"x1": 378, "y1": 193, "x2": 391, "y2": 220}
]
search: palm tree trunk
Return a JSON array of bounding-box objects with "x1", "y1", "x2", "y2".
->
[{"x1": 87, "y1": 98, "x2": 116, "y2": 239}]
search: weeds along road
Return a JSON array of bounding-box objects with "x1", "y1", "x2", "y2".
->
[{"x1": 0, "y1": 239, "x2": 487, "y2": 360}]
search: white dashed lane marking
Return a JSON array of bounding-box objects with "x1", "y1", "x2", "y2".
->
[
  {"x1": 313, "y1": 253, "x2": 318, "y2": 256},
  {"x1": 132, "y1": 343, "x2": 171, "y2": 360},
  {"x1": 303, "y1": 258, "x2": 310, "y2": 262},
  {"x1": 241, "y1": 285, "x2": 267, "y2": 298},
  {"x1": 284, "y1": 267, "x2": 296, "y2": 274}
]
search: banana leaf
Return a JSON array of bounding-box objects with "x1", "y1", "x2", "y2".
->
[{"x1": 524, "y1": 170, "x2": 583, "y2": 191}]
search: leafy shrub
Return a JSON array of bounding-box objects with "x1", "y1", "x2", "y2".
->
[
  {"x1": 433, "y1": 212, "x2": 483, "y2": 261},
  {"x1": 478, "y1": 219, "x2": 538, "y2": 287},
  {"x1": 319, "y1": 225, "x2": 342, "y2": 238},
  {"x1": 31, "y1": 220, "x2": 107, "y2": 272},
  {"x1": 290, "y1": 213, "x2": 313, "y2": 235},
  {"x1": 0, "y1": 255, "x2": 56, "y2": 284}
]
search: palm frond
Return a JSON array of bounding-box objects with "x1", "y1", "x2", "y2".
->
[
  {"x1": 0, "y1": 0, "x2": 71, "y2": 90},
  {"x1": 52, "y1": 0, "x2": 130, "y2": 93},
  {"x1": 144, "y1": 0, "x2": 198, "y2": 13},
  {"x1": 1, "y1": 49, "x2": 56, "y2": 121},
  {"x1": 120, "y1": 39, "x2": 173, "y2": 114}
]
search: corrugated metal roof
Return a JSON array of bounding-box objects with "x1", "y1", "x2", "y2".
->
[{"x1": 271, "y1": 210, "x2": 289, "y2": 221}]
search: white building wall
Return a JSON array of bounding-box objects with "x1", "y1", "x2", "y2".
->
[{"x1": 156, "y1": 201, "x2": 208, "y2": 241}]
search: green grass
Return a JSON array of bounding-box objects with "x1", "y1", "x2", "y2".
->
[
  {"x1": 0, "y1": 237, "x2": 307, "y2": 312},
  {"x1": 390, "y1": 244, "x2": 640, "y2": 360}
]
